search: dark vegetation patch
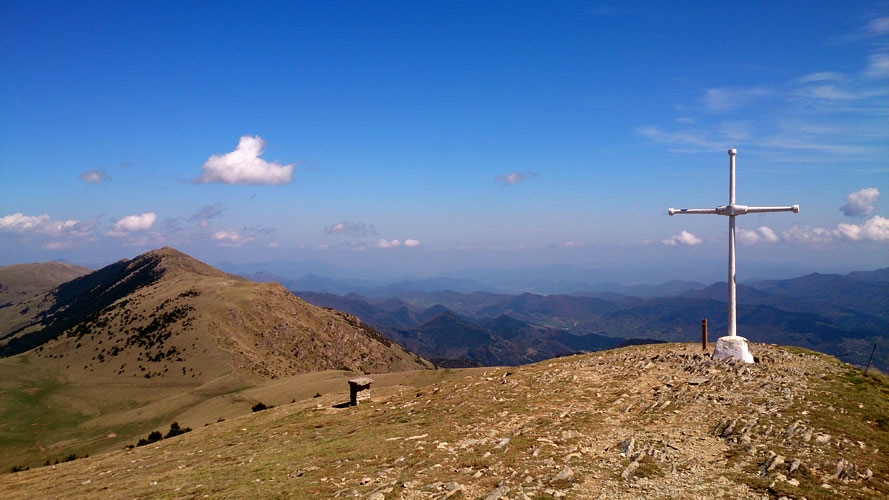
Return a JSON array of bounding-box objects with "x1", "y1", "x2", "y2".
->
[{"x1": 129, "y1": 422, "x2": 192, "y2": 448}]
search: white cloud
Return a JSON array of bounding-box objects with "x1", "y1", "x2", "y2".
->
[
  {"x1": 866, "y1": 16, "x2": 889, "y2": 35},
  {"x1": 79, "y1": 168, "x2": 110, "y2": 184},
  {"x1": 0, "y1": 213, "x2": 50, "y2": 232},
  {"x1": 325, "y1": 221, "x2": 377, "y2": 237},
  {"x1": 836, "y1": 216, "x2": 889, "y2": 241},
  {"x1": 736, "y1": 226, "x2": 780, "y2": 245},
  {"x1": 782, "y1": 225, "x2": 837, "y2": 244},
  {"x1": 0, "y1": 212, "x2": 90, "y2": 237},
  {"x1": 783, "y1": 215, "x2": 889, "y2": 243},
  {"x1": 196, "y1": 135, "x2": 294, "y2": 185},
  {"x1": 376, "y1": 239, "x2": 401, "y2": 248},
  {"x1": 374, "y1": 238, "x2": 421, "y2": 248},
  {"x1": 212, "y1": 229, "x2": 254, "y2": 247},
  {"x1": 662, "y1": 230, "x2": 702, "y2": 246},
  {"x1": 496, "y1": 171, "x2": 537, "y2": 186},
  {"x1": 107, "y1": 212, "x2": 157, "y2": 237},
  {"x1": 841, "y1": 187, "x2": 880, "y2": 217}
]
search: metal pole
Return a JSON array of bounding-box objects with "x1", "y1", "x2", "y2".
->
[
  {"x1": 727, "y1": 149, "x2": 737, "y2": 337},
  {"x1": 864, "y1": 344, "x2": 876, "y2": 376},
  {"x1": 702, "y1": 319, "x2": 708, "y2": 350}
]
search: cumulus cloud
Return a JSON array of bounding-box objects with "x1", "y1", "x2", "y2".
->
[
  {"x1": 835, "y1": 216, "x2": 889, "y2": 241},
  {"x1": 376, "y1": 239, "x2": 401, "y2": 248},
  {"x1": 0, "y1": 213, "x2": 50, "y2": 232},
  {"x1": 196, "y1": 136, "x2": 294, "y2": 185},
  {"x1": 325, "y1": 221, "x2": 377, "y2": 237},
  {"x1": 374, "y1": 238, "x2": 421, "y2": 249},
  {"x1": 212, "y1": 229, "x2": 254, "y2": 247},
  {"x1": 496, "y1": 171, "x2": 537, "y2": 186},
  {"x1": 79, "y1": 168, "x2": 110, "y2": 184},
  {"x1": 0, "y1": 212, "x2": 91, "y2": 237},
  {"x1": 107, "y1": 212, "x2": 157, "y2": 237},
  {"x1": 736, "y1": 226, "x2": 780, "y2": 245},
  {"x1": 841, "y1": 187, "x2": 880, "y2": 217},
  {"x1": 662, "y1": 230, "x2": 702, "y2": 246},
  {"x1": 783, "y1": 216, "x2": 889, "y2": 243}
]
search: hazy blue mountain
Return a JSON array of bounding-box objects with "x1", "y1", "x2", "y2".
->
[{"x1": 293, "y1": 266, "x2": 888, "y2": 371}]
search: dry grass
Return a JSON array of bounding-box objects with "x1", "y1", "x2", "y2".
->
[{"x1": 2, "y1": 343, "x2": 886, "y2": 499}]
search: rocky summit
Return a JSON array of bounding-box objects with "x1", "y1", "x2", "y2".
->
[{"x1": 2, "y1": 342, "x2": 886, "y2": 499}]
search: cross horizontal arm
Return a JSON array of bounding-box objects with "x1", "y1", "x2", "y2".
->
[
  {"x1": 669, "y1": 204, "x2": 799, "y2": 217},
  {"x1": 668, "y1": 208, "x2": 718, "y2": 216},
  {"x1": 746, "y1": 205, "x2": 800, "y2": 214}
]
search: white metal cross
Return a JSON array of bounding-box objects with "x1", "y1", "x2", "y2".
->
[{"x1": 668, "y1": 149, "x2": 799, "y2": 344}]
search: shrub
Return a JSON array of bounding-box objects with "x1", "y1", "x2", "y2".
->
[{"x1": 164, "y1": 422, "x2": 191, "y2": 439}]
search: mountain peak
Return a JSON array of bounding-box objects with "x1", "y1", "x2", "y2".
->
[{"x1": 131, "y1": 247, "x2": 238, "y2": 281}]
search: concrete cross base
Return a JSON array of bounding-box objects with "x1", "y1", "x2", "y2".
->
[{"x1": 712, "y1": 336, "x2": 755, "y2": 364}]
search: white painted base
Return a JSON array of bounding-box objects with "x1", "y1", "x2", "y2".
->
[{"x1": 711, "y1": 336, "x2": 755, "y2": 364}]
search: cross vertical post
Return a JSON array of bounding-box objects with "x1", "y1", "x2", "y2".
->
[
  {"x1": 727, "y1": 148, "x2": 737, "y2": 337},
  {"x1": 668, "y1": 149, "x2": 799, "y2": 363}
]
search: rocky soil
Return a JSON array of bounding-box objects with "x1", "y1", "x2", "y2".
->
[{"x1": 2, "y1": 343, "x2": 886, "y2": 499}]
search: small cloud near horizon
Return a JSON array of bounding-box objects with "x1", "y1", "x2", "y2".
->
[
  {"x1": 737, "y1": 226, "x2": 780, "y2": 245},
  {"x1": 375, "y1": 238, "x2": 421, "y2": 249},
  {"x1": 195, "y1": 136, "x2": 294, "y2": 185},
  {"x1": 79, "y1": 168, "x2": 110, "y2": 184},
  {"x1": 496, "y1": 171, "x2": 537, "y2": 186},
  {"x1": 212, "y1": 229, "x2": 254, "y2": 247},
  {"x1": 662, "y1": 230, "x2": 702, "y2": 246},
  {"x1": 325, "y1": 221, "x2": 377, "y2": 237}
]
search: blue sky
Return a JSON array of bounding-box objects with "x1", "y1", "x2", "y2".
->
[{"x1": 1, "y1": 1, "x2": 887, "y2": 281}]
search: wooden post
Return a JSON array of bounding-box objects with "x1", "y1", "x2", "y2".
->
[
  {"x1": 702, "y1": 319, "x2": 708, "y2": 350},
  {"x1": 864, "y1": 344, "x2": 876, "y2": 376}
]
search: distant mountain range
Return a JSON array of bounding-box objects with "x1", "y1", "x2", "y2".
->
[
  {"x1": 218, "y1": 259, "x2": 825, "y2": 295},
  {"x1": 291, "y1": 268, "x2": 888, "y2": 371}
]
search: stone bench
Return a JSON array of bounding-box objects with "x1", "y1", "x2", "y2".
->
[{"x1": 348, "y1": 377, "x2": 374, "y2": 406}]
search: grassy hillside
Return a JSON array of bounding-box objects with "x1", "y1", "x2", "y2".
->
[
  {"x1": 0, "y1": 261, "x2": 91, "y2": 335},
  {"x1": 0, "y1": 248, "x2": 432, "y2": 471},
  {"x1": 1, "y1": 343, "x2": 886, "y2": 499}
]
